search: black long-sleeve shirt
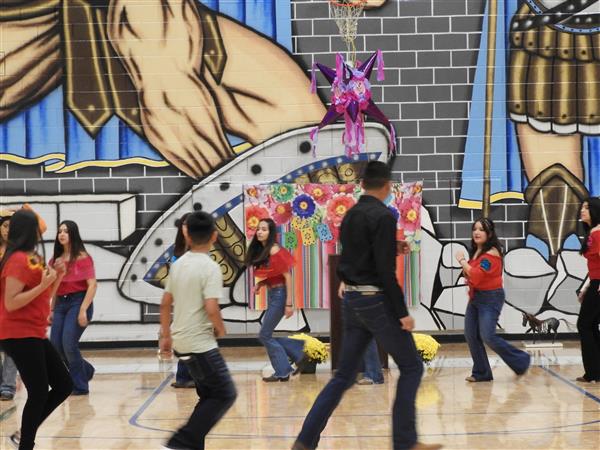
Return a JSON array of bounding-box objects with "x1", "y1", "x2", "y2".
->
[{"x1": 337, "y1": 195, "x2": 408, "y2": 319}]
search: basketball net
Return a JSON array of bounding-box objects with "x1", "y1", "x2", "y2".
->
[{"x1": 329, "y1": 0, "x2": 366, "y2": 65}]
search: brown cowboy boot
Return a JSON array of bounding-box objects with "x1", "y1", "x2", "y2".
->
[{"x1": 524, "y1": 163, "x2": 588, "y2": 265}]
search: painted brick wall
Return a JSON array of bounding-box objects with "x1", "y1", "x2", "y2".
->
[
  {"x1": 292, "y1": 0, "x2": 526, "y2": 251},
  {"x1": 1, "y1": 0, "x2": 535, "y2": 329},
  {"x1": 0, "y1": 0, "x2": 525, "y2": 250}
]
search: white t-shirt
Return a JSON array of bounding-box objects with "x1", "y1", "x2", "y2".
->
[{"x1": 165, "y1": 251, "x2": 223, "y2": 354}]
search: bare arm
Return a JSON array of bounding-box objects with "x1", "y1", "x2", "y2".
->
[
  {"x1": 455, "y1": 250, "x2": 471, "y2": 277},
  {"x1": 283, "y1": 272, "x2": 294, "y2": 318},
  {"x1": 4, "y1": 269, "x2": 56, "y2": 312},
  {"x1": 78, "y1": 278, "x2": 97, "y2": 327},
  {"x1": 159, "y1": 292, "x2": 174, "y2": 354},
  {"x1": 205, "y1": 298, "x2": 226, "y2": 338}
]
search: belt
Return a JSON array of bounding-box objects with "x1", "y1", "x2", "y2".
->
[{"x1": 345, "y1": 285, "x2": 383, "y2": 296}]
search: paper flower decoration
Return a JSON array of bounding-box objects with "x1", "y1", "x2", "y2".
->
[
  {"x1": 399, "y1": 198, "x2": 421, "y2": 233},
  {"x1": 271, "y1": 202, "x2": 292, "y2": 225},
  {"x1": 303, "y1": 184, "x2": 333, "y2": 205},
  {"x1": 245, "y1": 205, "x2": 270, "y2": 237},
  {"x1": 310, "y1": 51, "x2": 396, "y2": 157},
  {"x1": 327, "y1": 194, "x2": 356, "y2": 228},
  {"x1": 292, "y1": 194, "x2": 317, "y2": 219},
  {"x1": 271, "y1": 184, "x2": 295, "y2": 203}
]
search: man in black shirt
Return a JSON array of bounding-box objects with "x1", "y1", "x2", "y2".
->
[{"x1": 293, "y1": 161, "x2": 441, "y2": 450}]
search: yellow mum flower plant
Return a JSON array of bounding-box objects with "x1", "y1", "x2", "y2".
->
[
  {"x1": 413, "y1": 333, "x2": 440, "y2": 364},
  {"x1": 289, "y1": 333, "x2": 329, "y2": 363}
]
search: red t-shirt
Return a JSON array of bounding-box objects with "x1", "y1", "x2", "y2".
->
[
  {"x1": 466, "y1": 253, "x2": 503, "y2": 299},
  {"x1": 254, "y1": 248, "x2": 294, "y2": 287},
  {"x1": 584, "y1": 230, "x2": 600, "y2": 280},
  {"x1": 51, "y1": 255, "x2": 95, "y2": 296},
  {"x1": 0, "y1": 251, "x2": 52, "y2": 339}
]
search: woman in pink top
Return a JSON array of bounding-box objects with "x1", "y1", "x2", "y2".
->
[
  {"x1": 50, "y1": 221, "x2": 97, "y2": 395},
  {"x1": 576, "y1": 198, "x2": 600, "y2": 383}
]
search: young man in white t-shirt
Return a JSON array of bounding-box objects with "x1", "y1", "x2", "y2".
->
[{"x1": 159, "y1": 211, "x2": 237, "y2": 450}]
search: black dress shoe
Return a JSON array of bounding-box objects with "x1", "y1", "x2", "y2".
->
[
  {"x1": 576, "y1": 376, "x2": 599, "y2": 383},
  {"x1": 262, "y1": 374, "x2": 290, "y2": 382}
]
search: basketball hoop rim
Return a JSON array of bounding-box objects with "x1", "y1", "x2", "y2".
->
[{"x1": 328, "y1": 0, "x2": 367, "y2": 7}]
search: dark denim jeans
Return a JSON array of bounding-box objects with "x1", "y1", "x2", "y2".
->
[
  {"x1": 259, "y1": 286, "x2": 305, "y2": 378},
  {"x1": 295, "y1": 292, "x2": 423, "y2": 450},
  {"x1": 464, "y1": 289, "x2": 530, "y2": 380},
  {"x1": 176, "y1": 359, "x2": 193, "y2": 384},
  {"x1": 362, "y1": 339, "x2": 384, "y2": 383},
  {"x1": 50, "y1": 292, "x2": 94, "y2": 394},
  {"x1": 166, "y1": 348, "x2": 237, "y2": 450}
]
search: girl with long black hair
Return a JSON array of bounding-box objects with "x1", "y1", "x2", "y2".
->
[
  {"x1": 455, "y1": 217, "x2": 530, "y2": 382},
  {"x1": 246, "y1": 218, "x2": 306, "y2": 382},
  {"x1": 0, "y1": 210, "x2": 72, "y2": 449},
  {"x1": 576, "y1": 198, "x2": 600, "y2": 383},
  {"x1": 49, "y1": 220, "x2": 97, "y2": 395}
]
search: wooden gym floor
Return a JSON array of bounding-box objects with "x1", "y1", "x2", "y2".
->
[{"x1": 1, "y1": 342, "x2": 599, "y2": 449}]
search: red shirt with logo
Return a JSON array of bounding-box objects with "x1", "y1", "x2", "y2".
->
[
  {"x1": 584, "y1": 230, "x2": 600, "y2": 280},
  {"x1": 0, "y1": 251, "x2": 52, "y2": 339},
  {"x1": 466, "y1": 253, "x2": 503, "y2": 299}
]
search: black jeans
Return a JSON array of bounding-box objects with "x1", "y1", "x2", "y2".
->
[
  {"x1": 0, "y1": 338, "x2": 73, "y2": 450},
  {"x1": 295, "y1": 292, "x2": 424, "y2": 450},
  {"x1": 577, "y1": 279, "x2": 600, "y2": 381},
  {"x1": 166, "y1": 348, "x2": 237, "y2": 450}
]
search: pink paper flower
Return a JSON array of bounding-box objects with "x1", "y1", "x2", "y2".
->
[
  {"x1": 303, "y1": 184, "x2": 333, "y2": 205},
  {"x1": 271, "y1": 202, "x2": 292, "y2": 225},
  {"x1": 245, "y1": 205, "x2": 270, "y2": 237},
  {"x1": 327, "y1": 194, "x2": 356, "y2": 228},
  {"x1": 398, "y1": 198, "x2": 421, "y2": 233}
]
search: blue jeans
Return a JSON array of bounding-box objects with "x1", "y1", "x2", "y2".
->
[
  {"x1": 295, "y1": 292, "x2": 423, "y2": 450},
  {"x1": 176, "y1": 360, "x2": 193, "y2": 384},
  {"x1": 167, "y1": 348, "x2": 237, "y2": 449},
  {"x1": 0, "y1": 350, "x2": 17, "y2": 395},
  {"x1": 464, "y1": 289, "x2": 530, "y2": 380},
  {"x1": 50, "y1": 292, "x2": 94, "y2": 393},
  {"x1": 362, "y1": 339, "x2": 384, "y2": 383},
  {"x1": 259, "y1": 286, "x2": 305, "y2": 378}
]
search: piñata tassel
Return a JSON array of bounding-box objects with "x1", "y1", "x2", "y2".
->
[
  {"x1": 309, "y1": 126, "x2": 319, "y2": 157},
  {"x1": 336, "y1": 53, "x2": 344, "y2": 81},
  {"x1": 310, "y1": 62, "x2": 317, "y2": 94},
  {"x1": 388, "y1": 125, "x2": 397, "y2": 156},
  {"x1": 376, "y1": 49, "x2": 385, "y2": 81}
]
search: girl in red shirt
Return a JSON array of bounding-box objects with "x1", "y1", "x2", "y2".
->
[
  {"x1": 49, "y1": 220, "x2": 97, "y2": 395},
  {"x1": 576, "y1": 198, "x2": 600, "y2": 383},
  {"x1": 246, "y1": 218, "x2": 306, "y2": 382},
  {"x1": 0, "y1": 210, "x2": 18, "y2": 401},
  {"x1": 0, "y1": 210, "x2": 73, "y2": 450},
  {"x1": 455, "y1": 217, "x2": 530, "y2": 382}
]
